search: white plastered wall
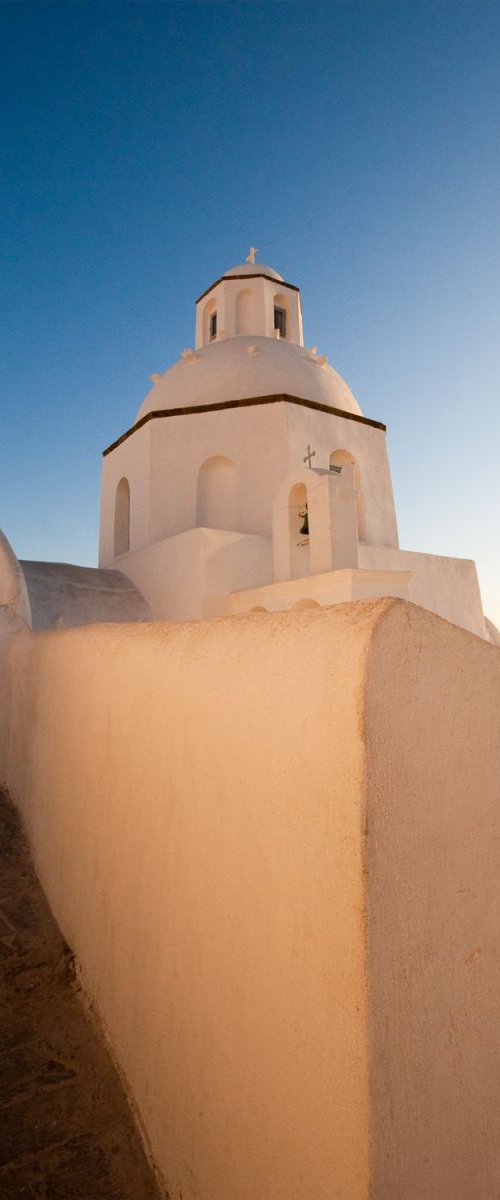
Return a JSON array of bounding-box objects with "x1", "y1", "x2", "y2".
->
[
  {"x1": 0, "y1": 605, "x2": 375, "y2": 1200},
  {"x1": 118, "y1": 527, "x2": 273, "y2": 622},
  {"x1": 150, "y1": 403, "x2": 290, "y2": 542},
  {"x1": 284, "y1": 402, "x2": 399, "y2": 548},
  {"x1": 359, "y1": 543, "x2": 487, "y2": 638},
  {"x1": 1, "y1": 602, "x2": 499, "y2": 1198},
  {"x1": 365, "y1": 602, "x2": 500, "y2": 1199},
  {"x1": 100, "y1": 402, "x2": 395, "y2": 570},
  {"x1": 99, "y1": 423, "x2": 151, "y2": 566}
]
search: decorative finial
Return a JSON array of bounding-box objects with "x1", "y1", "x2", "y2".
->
[{"x1": 246, "y1": 246, "x2": 258, "y2": 264}]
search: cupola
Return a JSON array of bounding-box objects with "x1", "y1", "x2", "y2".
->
[{"x1": 194, "y1": 248, "x2": 303, "y2": 349}]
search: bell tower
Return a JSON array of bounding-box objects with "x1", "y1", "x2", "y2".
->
[{"x1": 194, "y1": 249, "x2": 303, "y2": 348}]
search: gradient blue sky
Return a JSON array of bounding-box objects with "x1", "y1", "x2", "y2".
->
[{"x1": 1, "y1": 1, "x2": 499, "y2": 624}]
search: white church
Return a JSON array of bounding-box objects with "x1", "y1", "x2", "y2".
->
[
  {"x1": 1, "y1": 251, "x2": 500, "y2": 1200},
  {"x1": 1, "y1": 248, "x2": 496, "y2": 641},
  {"x1": 102, "y1": 248, "x2": 493, "y2": 630}
]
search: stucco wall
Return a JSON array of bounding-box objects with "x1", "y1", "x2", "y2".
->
[
  {"x1": 119, "y1": 527, "x2": 273, "y2": 621},
  {"x1": 100, "y1": 400, "x2": 397, "y2": 571},
  {"x1": 0, "y1": 605, "x2": 374, "y2": 1200},
  {"x1": 1, "y1": 600, "x2": 499, "y2": 1199},
  {"x1": 285, "y1": 405, "x2": 399, "y2": 549},
  {"x1": 359, "y1": 542, "x2": 486, "y2": 637},
  {"x1": 99, "y1": 422, "x2": 151, "y2": 565},
  {"x1": 365, "y1": 603, "x2": 500, "y2": 1199}
]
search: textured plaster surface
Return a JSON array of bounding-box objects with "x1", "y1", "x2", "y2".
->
[
  {"x1": 365, "y1": 603, "x2": 500, "y2": 1199},
  {"x1": 0, "y1": 604, "x2": 375, "y2": 1200},
  {"x1": 1, "y1": 601, "x2": 499, "y2": 1198},
  {"x1": 359, "y1": 542, "x2": 486, "y2": 638}
]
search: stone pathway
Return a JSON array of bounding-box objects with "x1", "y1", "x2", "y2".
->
[{"x1": 0, "y1": 790, "x2": 162, "y2": 1199}]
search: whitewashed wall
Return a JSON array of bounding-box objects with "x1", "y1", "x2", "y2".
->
[{"x1": 0, "y1": 601, "x2": 499, "y2": 1199}]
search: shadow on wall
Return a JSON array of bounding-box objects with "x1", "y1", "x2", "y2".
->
[
  {"x1": 330, "y1": 450, "x2": 365, "y2": 540},
  {"x1": 114, "y1": 478, "x2": 130, "y2": 557}
]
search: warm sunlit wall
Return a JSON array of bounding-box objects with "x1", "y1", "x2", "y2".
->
[
  {"x1": 365, "y1": 603, "x2": 500, "y2": 1199},
  {"x1": 1, "y1": 600, "x2": 499, "y2": 1199},
  {"x1": 0, "y1": 605, "x2": 373, "y2": 1200}
]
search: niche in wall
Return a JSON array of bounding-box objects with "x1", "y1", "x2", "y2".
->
[{"x1": 196, "y1": 456, "x2": 238, "y2": 531}]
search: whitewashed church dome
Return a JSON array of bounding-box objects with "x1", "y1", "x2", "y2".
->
[
  {"x1": 136, "y1": 335, "x2": 362, "y2": 421},
  {"x1": 136, "y1": 256, "x2": 362, "y2": 421}
]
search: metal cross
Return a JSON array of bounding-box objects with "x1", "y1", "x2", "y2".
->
[
  {"x1": 303, "y1": 444, "x2": 316, "y2": 468},
  {"x1": 246, "y1": 246, "x2": 258, "y2": 264}
]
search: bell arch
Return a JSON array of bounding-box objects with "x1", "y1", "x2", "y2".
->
[
  {"x1": 329, "y1": 449, "x2": 366, "y2": 540},
  {"x1": 202, "y1": 298, "x2": 217, "y2": 345},
  {"x1": 114, "y1": 477, "x2": 130, "y2": 557},
  {"x1": 196, "y1": 456, "x2": 238, "y2": 531},
  {"x1": 273, "y1": 292, "x2": 290, "y2": 339},
  {"x1": 288, "y1": 482, "x2": 310, "y2": 579},
  {"x1": 235, "y1": 288, "x2": 256, "y2": 335}
]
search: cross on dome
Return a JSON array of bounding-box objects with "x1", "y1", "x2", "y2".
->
[{"x1": 246, "y1": 246, "x2": 259, "y2": 264}]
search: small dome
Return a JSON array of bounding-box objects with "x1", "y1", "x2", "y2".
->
[
  {"x1": 223, "y1": 263, "x2": 284, "y2": 281},
  {"x1": 137, "y1": 336, "x2": 362, "y2": 422}
]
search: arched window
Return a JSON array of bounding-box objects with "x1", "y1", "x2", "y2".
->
[
  {"x1": 114, "y1": 477, "x2": 130, "y2": 557},
  {"x1": 329, "y1": 450, "x2": 366, "y2": 540},
  {"x1": 273, "y1": 292, "x2": 289, "y2": 339},
  {"x1": 235, "y1": 288, "x2": 256, "y2": 335},
  {"x1": 203, "y1": 300, "x2": 217, "y2": 345},
  {"x1": 288, "y1": 482, "x2": 310, "y2": 579},
  {"x1": 196, "y1": 456, "x2": 238, "y2": 531}
]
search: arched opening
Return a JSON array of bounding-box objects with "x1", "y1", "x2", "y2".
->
[
  {"x1": 196, "y1": 456, "x2": 238, "y2": 531},
  {"x1": 288, "y1": 482, "x2": 310, "y2": 579},
  {"x1": 203, "y1": 299, "x2": 217, "y2": 345},
  {"x1": 290, "y1": 598, "x2": 320, "y2": 611},
  {"x1": 114, "y1": 477, "x2": 130, "y2": 557},
  {"x1": 235, "y1": 288, "x2": 256, "y2": 335},
  {"x1": 273, "y1": 292, "x2": 289, "y2": 339},
  {"x1": 329, "y1": 449, "x2": 366, "y2": 540}
]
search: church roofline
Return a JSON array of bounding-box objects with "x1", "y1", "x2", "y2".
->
[
  {"x1": 196, "y1": 273, "x2": 300, "y2": 304},
  {"x1": 102, "y1": 394, "x2": 386, "y2": 457}
]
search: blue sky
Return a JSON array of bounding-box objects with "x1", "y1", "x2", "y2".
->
[{"x1": 1, "y1": 1, "x2": 499, "y2": 625}]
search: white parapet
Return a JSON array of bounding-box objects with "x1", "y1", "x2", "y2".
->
[{"x1": 225, "y1": 567, "x2": 414, "y2": 615}]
